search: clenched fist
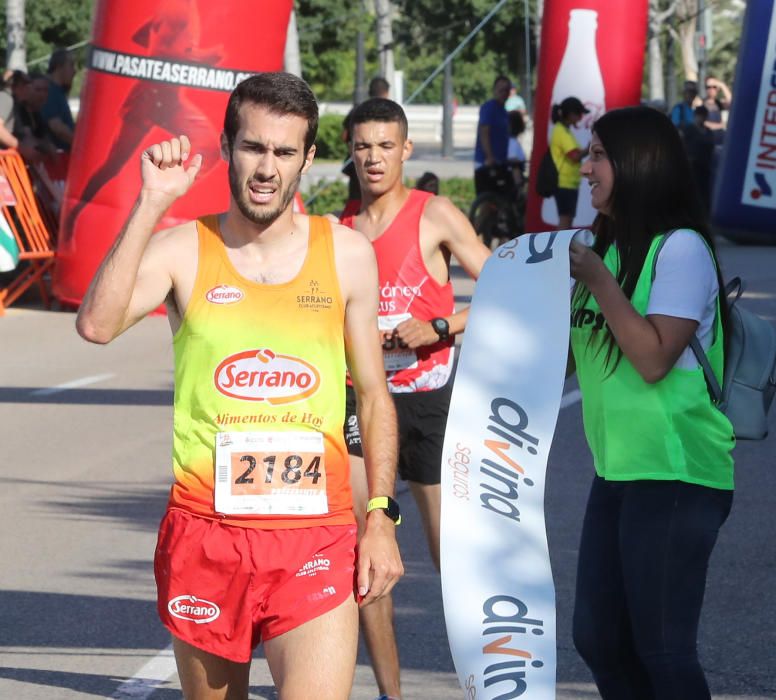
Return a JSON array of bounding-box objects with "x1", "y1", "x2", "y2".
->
[{"x1": 140, "y1": 134, "x2": 203, "y2": 204}]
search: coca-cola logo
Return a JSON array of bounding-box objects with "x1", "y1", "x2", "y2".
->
[
  {"x1": 214, "y1": 348, "x2": 320, "y2": 404},
  {"x1": 167, "y1": 595, "x2": 220, "y2": 624},
  {"x1": 206, "y1": 285, "x2": 244, "y2": 304}
]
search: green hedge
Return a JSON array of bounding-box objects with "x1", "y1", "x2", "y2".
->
[
  {"x1": 437, "y1": 177, "x2": 475, "y2": 216},
  {"x1": 314, "y1": 114, "x2": 349, "y2": 161},
  {"x1": 302, "y1": 175, "x2": 476, "y2": 218},
  {"x1": 302, "y1": 179, "x2": 349, "y2": 216}
]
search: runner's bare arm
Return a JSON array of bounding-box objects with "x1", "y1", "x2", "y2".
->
[
  {"x1": 333, "y1": 223, "x2": 403, "y2": 606},
  {"x1": 76, "y1": 136, "x2": 202, "y2": 343},
  {"x1": 395, "y1": 195, "x2": 491, "y2": 349}
]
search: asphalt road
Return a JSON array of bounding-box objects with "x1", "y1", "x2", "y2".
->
[{"x1": 0, "y1": 234, "x2": 774, "y2": 699}]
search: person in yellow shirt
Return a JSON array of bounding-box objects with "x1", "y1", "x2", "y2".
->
[{"x1": 549, "y1": 96, "x2": 589, "y2": 229}]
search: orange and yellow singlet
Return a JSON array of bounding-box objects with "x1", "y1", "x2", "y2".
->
[{"x1": 168, "y1": 215, "x2": 353, "y2": 529}]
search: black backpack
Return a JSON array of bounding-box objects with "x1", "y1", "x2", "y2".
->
[{"x1": 535, "y1": 149, "x2": 558, "y2": 198}]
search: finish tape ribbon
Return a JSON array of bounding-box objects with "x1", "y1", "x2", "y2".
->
[{"x1": 441, "y1": 228, "x2": 592, "y2": 699}]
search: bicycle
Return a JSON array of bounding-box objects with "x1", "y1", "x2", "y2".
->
[{"x1": 469, "y1": 163, "x2": 526, "y2": 249}]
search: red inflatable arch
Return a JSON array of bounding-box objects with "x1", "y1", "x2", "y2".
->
[{"x1": 55, "y1": 0, "x2": 293, "y2": 306}]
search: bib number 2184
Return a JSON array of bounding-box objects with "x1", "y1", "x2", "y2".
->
[{"x1": 215, "y1": 431, "x2": 328, "y2": 516}]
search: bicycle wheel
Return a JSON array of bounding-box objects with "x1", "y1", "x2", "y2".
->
[{"x1": 469, "y1": 192, "x2": 503, "y2": 248}]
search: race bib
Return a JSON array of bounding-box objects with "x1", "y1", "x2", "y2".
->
[
  {"x1": 215, "y1": 431, "x2": 328, "y2": 516},
  {"x1": 379, "y1": 313, "x2": 417, "y2": 372}
]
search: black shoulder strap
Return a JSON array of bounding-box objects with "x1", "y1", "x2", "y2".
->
[{"x1": 651, "y1": 229, "x2": 722, "y2": 403}]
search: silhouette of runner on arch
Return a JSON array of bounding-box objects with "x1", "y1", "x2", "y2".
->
[{"x1": 66, "y1": 0, "x2": 225, "y2": 237}]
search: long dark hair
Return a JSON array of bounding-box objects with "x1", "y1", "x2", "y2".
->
[{"x1": 573, "y1": 105, "x2": 728, "y2": 368}]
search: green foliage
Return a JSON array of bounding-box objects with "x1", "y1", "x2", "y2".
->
[
  {"x1": 436, "y1": 176, "x2": 476, "y2": 215},
  {"x1": 394, "y1": 0, "x2": 538, "y2": 104},
  {"x1": 1, "y1": 0, "x2": 744, "y2": 115},
  {"x1": 295, "y1": 0, "x2": 537, "y2": 106},
  {"x1": 303, "y1": 175, "x2": 475, "y2": 219},
  {"x1": 303, "y1": 179, "x2": 349, "y2": 216},
  {"x1": 315, "y1": 114, "x2": 349, "y2": 160},
  {"x1": 705, "y1": 0, "x2": 746, "y2": 84},
  {"x1": 296, "y1": 0, "x2": 376, "y2": 102},
  {"x1": 1, "y1": 0, "x2": 93, "y2": 69}
]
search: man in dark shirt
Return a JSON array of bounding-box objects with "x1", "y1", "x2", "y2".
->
[
  {"x1": 41, "y1": 48, "x2": 76, "y2": 151},
  {"x1": 474, "y1": 75, "x2": 512, "y2": 195},
  {"x1": 13, "y1": 72, "x2": 56, "y2": 163}
]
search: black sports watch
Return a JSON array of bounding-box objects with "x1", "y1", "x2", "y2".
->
[
  {"x1": 366, "y1": 496, "x2": 402, "y2": 525},
  {"x1": 430, "y1": 317, "x2": 450, "y2": 342}
]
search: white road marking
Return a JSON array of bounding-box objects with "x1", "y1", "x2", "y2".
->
[
  {"x1": 560, "y1": 388, "x2": 582, "y2": 409},
  {"x1": 30, "y1": 373, "x2": 115, "y2": 396},
  {"x1": 110, "y1": 644, "x2": 178, "y2": 699}
]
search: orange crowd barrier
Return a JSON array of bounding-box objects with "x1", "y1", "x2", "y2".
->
[{"x1": 0, "y1": 149, "x2": 57, "y2": 316}]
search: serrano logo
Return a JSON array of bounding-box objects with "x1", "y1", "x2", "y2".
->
[
  {"x1": 214, "y1": 348, "x2": 320, "y2": 404},
  {"x1": 167, "y1": 595, "x2": 220, "y2": 624},
  {"x1": 206, "y1": 285, "x2": 244, "y2": 305}
]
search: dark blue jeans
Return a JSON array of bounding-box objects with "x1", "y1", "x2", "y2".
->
[{"x1": 572, "y1": 476, "x2": 733, "y2": 699}]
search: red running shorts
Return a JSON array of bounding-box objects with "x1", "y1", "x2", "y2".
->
[{"x1": 154, "y1": 508, "x2": 357, "y2": 662}]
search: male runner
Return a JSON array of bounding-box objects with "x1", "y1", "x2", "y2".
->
[
  {"x1": 76, "y1": 73, "x2": 403, "y2": 700},
  {"x1": 336, "y1": 97, "x2": 490, "y2": 700}
]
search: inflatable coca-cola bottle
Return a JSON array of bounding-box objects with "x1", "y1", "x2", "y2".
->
[
  {"x1": 541, "y1": 8, "x2": 605, "y2": 228},
  {"x1": 526, "y1": 0, "x2": 648, "y2": 233}
]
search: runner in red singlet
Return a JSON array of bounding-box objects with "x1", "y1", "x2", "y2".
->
[{"x1": 334, "y1": 97, "x2": 491, "y2": 700}]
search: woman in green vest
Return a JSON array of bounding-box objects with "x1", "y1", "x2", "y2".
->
[{"x1": 567, "y1": 105, "x2": 734, "y2": 698}]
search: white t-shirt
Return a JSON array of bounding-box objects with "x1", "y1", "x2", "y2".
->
[
  {"x1": 507, "y1": 136, "x2": 526, "y2": 163},
  {"x1": 647, "y1": 229, "x2": 719, "y2": 370}
]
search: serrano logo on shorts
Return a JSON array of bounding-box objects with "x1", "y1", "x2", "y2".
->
[
  {"x1": 206, "y1": 284, "x2": 244, "y2": 305},
  {"x1": 214, "y1": 348, "x2": 320, "y2": 404},
  {"x1": 167, "y1": 595, "x2": 220, "y2": 624}
]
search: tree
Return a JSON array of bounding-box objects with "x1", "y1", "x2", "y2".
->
[
  {"x1": 5, "y1": 0, "x2": 26, "y2": 70},
  {"x1": 646, "y1": 0, "x2": 745, "y2": 104},
  {"x1": 676, "y1": 0, "x2": 699, "y2": 81},
  {"x1": 1, "y1": 0, "x2": 92, "y2": 70},
  {"x1": 374, "y1": 0, "x2": 396, "y2": 90},
  {"x1": 295, "y1": 0, "x2": 369, "y2": 102},
  {"x1": 648, "y1": 0, "x2": 678, "y2": 103},
  {"x1": 392, "y1": 0, "x2": 537, "y2": 104},
  {"x1": 284, "y1": 8, "x2": 302, "y2": 77}
]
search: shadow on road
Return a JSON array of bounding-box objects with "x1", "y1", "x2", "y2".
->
[{"x1": 0, "y1": 388, "x2": 173, "y2": 406}]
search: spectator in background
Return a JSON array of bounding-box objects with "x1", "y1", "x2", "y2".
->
[
  {"x1": 505, "y1": 82, "x2": 527, "y2": 116},
  {"x1": 670, "y1": 80, "x2": 698, "y2": 137},
  {"x1": 507, "y1": 110, "x2": 527, "y2": 189},
  {"x1": 342, "y1": 76, "x2": 391, "y2": 202},
  {"x1": 13, "y1": 72, "x2": 56, "y2": 163},
  {"x1": 0, "y1": 71, "x2": 19, "y2": 149},
  {"x1": 474, "y1": 75, "x2": 512, "y2": 195},
  {"x1": 41, "y1": 48, "x2": 76, "y2": 151},
  {"x1": 684, "y1": 105, "x2": 715, "y2": 213},
  {"x1": 367, "y1": 76, "x2": 390, "y2": 101},
  {"x1": 475, "y1": 75, "x2": 511, "y2": 170},
  {"x1": 549, "y1": 96, "x2": 589, "y2": 229},
  {"x1": 415, "y1": 170, "x2": 440, "y2": 195},
  {"x1": 703, "y1": 76, "x2": 732, "y2": 146}
]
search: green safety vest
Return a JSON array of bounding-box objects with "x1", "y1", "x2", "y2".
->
[{"x1": 570, "y1": 233, "x2": 734, "y2": 490}]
